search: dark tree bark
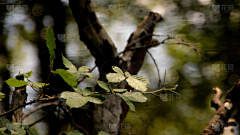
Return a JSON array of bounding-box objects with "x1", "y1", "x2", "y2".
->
[
  {"x1": 10, "y1": 75, "x2": 27, "y2": 123},
  {"x1": 0, "y1": 4, "x2": 11, "y2": 120},
  {"x1": 69, "y1": 0, "x2": 163, "y2": 134}
]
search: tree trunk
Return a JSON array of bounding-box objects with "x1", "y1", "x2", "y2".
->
[{"x1": 69, "y1": 0, "x2": 163, "y2": 134}]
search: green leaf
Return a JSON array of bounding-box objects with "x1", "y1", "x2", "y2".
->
[
  {"x1": 0, "y1": 92, "x2": 5, "y2": 99},
  {"x1": 67, "y1": 130, "x2": 84, "y2": 135},
  {"x1": 83, "y1": 87, "x2": 92, "y2": 96},
  {"x1": 73, "y1": 86, "x2": 82, "y2": 95},
  {"x1": 5, "y1": 78, "x2": 28, "y2": 87},
  {"x1": 68, "y1": 71, "x2": 81, "y2": 80},
  {"x1": 98, "y1": 131, "x2": 110, "y2": 135},
  {"x1": 132, "y1": 75, "x2": 150, "y2": 85},
  {"x1": 28, "y1": 80, "x2": 49, "y2": 88},
  {"x1": 106, "y1": 73, "x2": 125, "y2": 83},
  {"x1": 87, "y1": 94, "x2": 106, "y2": 104},
  {"x1": 62, "y1": 53, "x2": 80, "y2": 80},
  {"x1": 112, "y1": 66, "x2": 124, "y2": 75},
  {"x1": 122, "y1": 92, "x2": 148, "y2": 103},
  {"x1": 0, "y1": 118, "x2": 11, "y2": 127},
  {"x1": 62, "y1": 54, "x2": 77, "y2": 71},
  {"x1": 125, "y1": 71, "x2": 131, "y2": 77},
  {"x1": 78, "y1": 66, "x2": 93, "y2": 79},
  {"x1": 126, "y1": 76, "x2": 148, "y2": 92},
  {"x1": 46, "y1": 26, "x2": 56, "y2": 62},
  {"x1": 23, "y1": 71, "x2": 33, "y2": 78},
  {"x1": 56, "y1": 69, "x2": 78, "y2": 87},
  {"x1": 113, "y1": 89, "x2": 127, "y2": 92},
  {"x1": 36, "y1": 83, "x2": 49, "y2": 87},
  {"x1": 78, "y1": 66, "x2": 90, "y2": 73},
  {"x1": 60, "y1": 92, "x2": 89, "y2": 108},
  {"x1": 117, "y1": 94, "x2": 135, "y2": 112},
  {"x1": 23, "y1": 125, "x2": 39, "y2": 135},
  {"x1": 97, "y1": 81, "x2": 111, "y2": 92}
]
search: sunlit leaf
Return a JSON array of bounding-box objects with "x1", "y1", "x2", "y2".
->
[
  {"x1": 60, "y1": 92, "x2": 88, "y2": 109},
  {"x1": 125, "y1": 71, "x2": 131, "y2": 77},
  {"x1": 23, "y1": 71, "x2": 33, "y2": 78},
  {"x1": 5, "y1": 78, "x2": 28, "y2": 87},
  {"x1": 62, "y1": 54, "x2": 77, "y2": 71},
  {"x1": 112, "y1": 66, "x2": 124, "y2": 75},
  {"x1": 132, "y1": 75, "x2": 150, "y2": 85},
  {"x1": 87, "y1": 94, "x2": 107, "y2": 104},
  {"x1": 83, "y1": 87, "x2": 92, "y2": 96},
  {"x1": 126, "y1": 76, "x2": 148, "y2": 92},
  {"x1": 122, "y1": 92, "x2": 148, "y2": 103},
  {"x1": 78, "y1": 66, "x2": 90, "y2": 73},
  {"x1": 106, "y1": 73, "x2": 125, "y2": 83},
  {"x1": 113, "y1": 89, "x2": 127, "y2": 92},
  {"x1": 97, "y1": 81, "x2": 111, "y2": 92},
  {"x1": 73, "y1": 86, "x2": 82, "y2": 95},
  {"x1": 117, "y1": 94, "x2": 135, "y2": 112}
]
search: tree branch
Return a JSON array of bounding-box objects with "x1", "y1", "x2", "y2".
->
[
  {"x1": 201, "y1": 80, "x2": 240, "y2": 135},
  {"x1": 22, "y1": 100, "x2": 59, "y2": 119}
]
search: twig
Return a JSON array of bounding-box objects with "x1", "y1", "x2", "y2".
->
[
  {"x1": 0, "y1": 96, "x2": 58, "y2": 118},
  {"x1": 22, "y1": 100, "x2": 59, "y2": 119},
  {"x1": 77, "y1": 65, "x2": 97, "y2": 84},
  {"x1": 146, "y1": 50, "x2": 162, "y2": 88}
]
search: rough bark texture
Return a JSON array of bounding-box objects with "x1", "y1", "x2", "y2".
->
[
  {"x1": 69, "y1": 0, "x2": 163, "y2": 134},
  {"x1": 201, "y1": 80, "x2": 240, "y2": 135},
  {"x1": 10, "y1": 76, "x2": 27, "y2": 123}
]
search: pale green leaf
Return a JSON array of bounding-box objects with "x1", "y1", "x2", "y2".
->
[
  {"x1": 62, "y1": 54, "x2": 77, "y2": 71},
  {"x1": 87, "y1": 94, "x2": 106, "y2": 104},
  {"x1": 126, "y1": 77, "x2": 148, "y2": 92},
  {"x1": 68, "y1": 71, "x2": 81, "y2": 80},
  {"x1": 73, "y1": 86, "x2": 82, "y2": 94},
  {"x1": 112, "y1": 66, "x2": 124, "y2": 75},
  {"x1": 67, "y1": 130, "x2": 84, "y2": 135},
  {"x1": 98, "y1": 131, "x2": 110, "y2": 135},
  {"x1": 97, "y1": 81, "x2": 111, "y2": 92},
  {"x1": 60, "y1": 92, "x2": 88, "y2": 108},
  {"x1": 117, "y1": 94, "x2": 135, "y2": 112},
  {"x1": 46, "y1": 26, "x2": 56, "y2": 62},
  {"x1": 122, "y1": 92, "x2": 148, "y2": 103},
  {"x1": 132, "y1": 75, "x2": 150, "y2": 85},
  {"x1": 83, "y1": 87, "x2": 92, "y2": 96},
  {"x1": 23, "y1": 71, "x2": 33, "y2": 78},
  {"x1": 78, "y1": 66, "x2": 90, "y2": 73},
  {"x1": 23, "y1": 125, "x2": 39, "y2": 135},
  {"x1": 125, "y1": 71, "x2": 131, "y2": 77},
  {"x1": 113, "y1": 89, "x2": 127, "y2": 92},
  {"x1": 106, "y1": 73, "x2": 125, "y2": 83},
  {"x1": 56, "y1": 69, "x2": 78, "y2": 87},
  {"x1": 5, "y1": 78, "x2": 28, "y2": 87}
]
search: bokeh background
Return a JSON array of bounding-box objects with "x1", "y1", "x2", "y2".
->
[{"x1": 0, "y1": 0, "x2": 240, "y2": 134}]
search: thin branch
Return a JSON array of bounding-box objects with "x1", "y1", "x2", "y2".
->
[
  {"x1": 22, "y1": 100, "x2": 59, "y2": 119},
  {"x1": 77, "y1": 65, "x2": 96, "y2": 84},
  {"x1": 147, "y1": 50, "x2": 161, "y2": 88},
  {"x1": 0, "y1": 96, "x2": 57, "y2": 118}
]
